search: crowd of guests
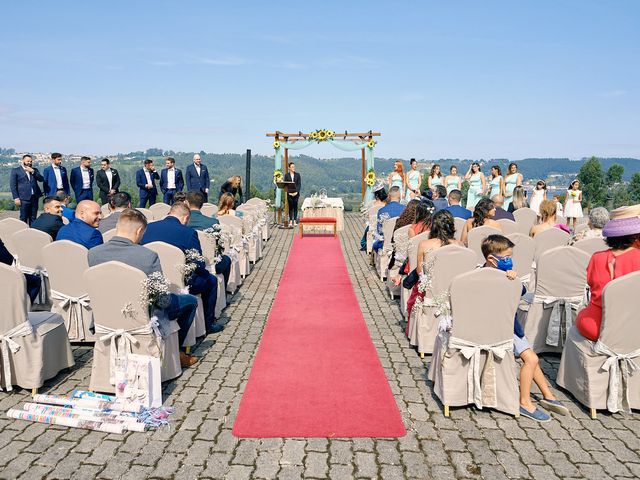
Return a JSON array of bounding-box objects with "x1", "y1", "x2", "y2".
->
[
  {"x1": 9, "y1": 153, "x2": 245, "y2": 225},
  {"x1": 4, "y1": 152, "x2": 258, "y2": 369},
  {"x1": 365, "y1": 180, "x2": 640, "y2": 422}
]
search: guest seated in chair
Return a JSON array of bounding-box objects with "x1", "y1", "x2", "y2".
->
[
  {"x1": 88, "y1": 208, "x2": 198, "y2": 366},
  {"x1": 31, "y1": 196, "x2": 64, "y2": 240},
  {"x1": 186, "y1": 191, "x2": 232, "y2": 289},
  {"x1": 57, "y1": 200, "x2": 104, "y2": 249},
  {"x1": 482, "y1": 235, "x2": 567, "y2": 421},
  {"x1": 529, "y1": 199, "x2": 570, "y2": 237},
  {"x1": 141, "y1": 202, "x2": 223, "y2": 334},
  {"x1": 372, "y1": 186, "x2": 405, "y2": 252},
  {"x1": 56, "y1": 190, "x2": 75, "y2": 222},
  {"x1": 460, "y1": 198, "x2": 503, "y2": 245},
  {"x1": 569, "y1": 207, "x2": 609, "y2": 245},
  {"x1": 575, "y1": 205, "x2": 640, "y2": 342},
  {"x1": 432, "y1": 185, "x2": 449, "y2": 213},
  {"x1": 217, "y1": 192, "x2": 243, "y2": 218},
  {"x1": 98, "y1": 192, "x2": 132, "y2": 233},
  {"x1": 491, "y1": 194, "x2": 515, "y2": 221},
  {"x1": 445, "y1": 189, "x2": 472, "y2": 220},
  {"x1": 0, "y1": 238, "x2": 41, "y2": 305}
]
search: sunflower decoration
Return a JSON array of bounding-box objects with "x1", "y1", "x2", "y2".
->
[
  {"x1": 273, "y1": 169, "x2": 284, "y2": 184},
  {"x1": 273, "y1": 140, "x2": 281, "y2": 149},
  {"x1": 327, "y1": 130, "x2": 335, "y2": 139},
  {"x1": 317, "y1": 129, "x2": 327, "y2": 141},
  {"x1": 367, "y1": 139, "x2": 376, "y2": 149},
  {"x1": 365, "y1": 168, "x2": 376, "y2": 187},
  {"x1": 309, "y1": 129, "x2": 333, "y2": 143},
  {"x1": 309, "y1": 131, "x2": 318, "y2": 140}
]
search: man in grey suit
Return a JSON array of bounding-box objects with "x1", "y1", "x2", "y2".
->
[
  {"x1": 98, "y1": 191, "x2": 131, "y2": 233},
  {"x1": 88, "y1": 208, "x2": 198, "y2": 367}
]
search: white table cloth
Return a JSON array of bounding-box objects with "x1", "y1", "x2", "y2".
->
[{"x1": 301, "y1": 197, "x2": 345, "y2": 231}]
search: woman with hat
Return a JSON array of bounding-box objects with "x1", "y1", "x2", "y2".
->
[{"x1": 575, "y1": 205, "x2": 640, "y2": 341}]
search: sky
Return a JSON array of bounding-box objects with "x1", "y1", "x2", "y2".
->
[{"x1": 1, "y1": 0, "x2": 638, "y2": 159}]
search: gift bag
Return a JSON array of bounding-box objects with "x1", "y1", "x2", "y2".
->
[{"x1": 115, "y1": 354, "x2": 162, "y2": 408}]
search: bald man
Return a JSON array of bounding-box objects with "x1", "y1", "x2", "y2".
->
[
  {"x1": 57, "y1": 199, "x2": 104, "y2": 249},
  {"x1": 185, "y1": 153, "x2": 210, "y2": 202}
]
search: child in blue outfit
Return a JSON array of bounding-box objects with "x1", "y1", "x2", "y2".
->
[{"x1": 482, "y1": 234, "x2": 568, "y2": 422}]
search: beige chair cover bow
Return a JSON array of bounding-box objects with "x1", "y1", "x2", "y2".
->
[
  {"x1": 50, "y1": 290, "x2": 90, "y2": 341},
  {"x1": 592, "y1": 340, "x2": 640, "y2": 413},
  {"x1": 535, "y1": 294, "x2": 585, "y2": 347},
  {"x1": 448, "y1": 336, "x2": 513, "y2": 409},
  {"x1": 12, "y1": 228, "x2": 53, "y2": 307},
  {"x1": 0, "y1": 321, "x2": 33, "y2": 391}
]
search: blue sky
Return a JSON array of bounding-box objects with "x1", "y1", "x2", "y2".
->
[{"x1": 1, "y1": 0, "x2": 638, "y2": 159}]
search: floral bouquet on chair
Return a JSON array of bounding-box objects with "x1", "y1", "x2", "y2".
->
[
  {"x1": 139, "y1": 272, "x2": 171, "y2": 311},
  {"x1": 176, "y1": 249, "x2": 206, "y2": 285}
]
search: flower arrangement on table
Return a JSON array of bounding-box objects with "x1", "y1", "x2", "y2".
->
[
  {"x1": 365, "y1": 168, "x2": 376, "y2": 187},
  {"x1": 309, "y1": 129, "x2": 335, "y2": 143},
  {"x1": 273, "y1": 169, "x2": 284, "y2": 184},
  {"x1": 176, "y1": 249, "x2": 206, "y2": 284}
]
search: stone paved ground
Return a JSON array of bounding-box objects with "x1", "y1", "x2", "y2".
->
[{"x1": 0, "y1": 212, "x2": 639, "y2": 479}]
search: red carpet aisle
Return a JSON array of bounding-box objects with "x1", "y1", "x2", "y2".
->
[{"x1": 233, "y1": 235, "x2": 406, "y2": 438}]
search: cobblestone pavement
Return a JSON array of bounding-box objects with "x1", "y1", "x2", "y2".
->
[{"x1": 0, "y1": 212, "x2": 639, "y2": 479}]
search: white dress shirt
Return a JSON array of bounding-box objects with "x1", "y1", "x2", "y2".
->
[
  {"x1": 105, "y1": 169, "x2": 113, "y2": 190},
  {"x1": 167, "y1": 168, "x2": 176, "y2": 189},
  {"x1": 53, "y1": 166, "x2": 63, "y2": 189},
  {"x1": 81, "y1": 168, "x2": 91, "y2": 189},
  {"x1": 195, "y1": 164, "x2": 201, "y2": 176},
  {"x1": 144, "y1": 170, "x2": 152, "y2": 186},
  {"x1": 24, "y1": 167, "x2": 33, "y2": 195}
]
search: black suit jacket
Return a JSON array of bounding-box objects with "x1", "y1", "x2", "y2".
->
[
  {"x1": 96, "y1": 168, "x2": 120, "y2": 194},
  {"x1": 284, "y1": 172, "x2": 301, "y2": 194},
  {"x1": 31, "y1": 213, "x2": 64, "y2": 241}
]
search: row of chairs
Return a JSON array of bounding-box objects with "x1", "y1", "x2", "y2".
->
[
  {"x1": 0, "y1": 198, "x2": 271, "y2": 393},
  {"x1": 362, "y1": 208, "x2": 637, "y2": 418}
]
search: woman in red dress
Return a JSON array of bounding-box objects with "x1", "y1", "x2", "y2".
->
[{"x1": 575, "y1": 205, "x2": 640, "y2": 341}]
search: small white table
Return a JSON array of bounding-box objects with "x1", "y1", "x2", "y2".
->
[{"x1": 301, "y1": 197, "x2": 345, "y2": 231}]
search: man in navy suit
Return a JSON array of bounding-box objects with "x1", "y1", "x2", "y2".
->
[
  {"x1": 136, "y1": 159, "x2": 160, "y2": 208},
  {"x1": 10, "y1": 154, "x2": 43, "y2": 225},
  {"x1": 141, "y1": 202, "x2": 223, "y2": 334},
  {"x1": 70, "y1": 156, "x2": 95, "y2": 203},
  {"x1": 445, "y1": 189, "x2": 472, "y2": 220},
  {"x1": 57, "y1": 200, "x2": 104, "y2": 249},
  {"x1": 185, "y1": 154, "x2": 210, "y2": 202},
  {"x1": 31, "y1": 196, "x2": 65, "y2": 240},
  {"x1": 160, "y1": 157, "x2": 184, "y2": 205},
  {"x1": 42, "y1": 152, "x2": 70, "y2": 196},
  {"x1": 372, "y1": 186, "x2": 405, "y2": 252},
  {"x1": 95, "y1": 158, "x2": 121, "y2": 205}
]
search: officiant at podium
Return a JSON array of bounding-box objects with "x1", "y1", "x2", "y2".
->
[{"x1": 284, "y1": 163, "x2": 301, "y2": 225}]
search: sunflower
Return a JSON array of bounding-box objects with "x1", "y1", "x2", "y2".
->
[
  {"x1": 317, "y1": 129, "x2": 327, "y2": 140},
  {"x1": 367, "y1": 139, "x2": 376, "y2": 149},
  {"x1": 365, "y1": 169, "x2": 376, "y2": 187},
  {"x1": 273, "y1": 141, "x2": 280, "y2": 149},
  {"x1": 327, "y1": 130, "x2": 335, "y2": 138},
  {"x1": 310, "y1": 131, "x2": 318, "y2": 140},
  {"x1": 273, "y1": 169, "x2": 283, "y2": 184}
]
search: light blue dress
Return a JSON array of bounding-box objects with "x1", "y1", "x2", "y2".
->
[
  {"x1": 429, "y1": 175, "x2": 443, "y2": 188},
  {"x1": 406, "y1": 170, "x2": 421, "y2": 199},
  {"x1": 446, "y1": 175, "x2": 460, "y2": 194},
  {"x1": 466, "y1": 173, "x2": 483, "y2": 210},
  {"x1": 489, "y1": 175, "x2": 502, "y2": 198},
  {"x1": 391, "y1": 173, "x2": 404, "y2": 201},
  {"x1": 503, "y1": 173, "x2": 520, "y2": 210}
]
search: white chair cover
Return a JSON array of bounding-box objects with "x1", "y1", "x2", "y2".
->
[
  {"x1": 219, "y1": 215, "x2": 250, "y2": 277},
  {"x1": 102, "y1": 228, "x2": 117, "y2": 243},
  {"x1": 506, "y1": 233, "x2": 535, "y2": 285},
  {"x1": 453, "y1": 217, "x2": 466, "y2": 241},
  {"x1": 135, "y1": 208, "x2": 154, "y2": 222},
  {"x1": 386, "y1": 225, "x2": 411, "y2": 299},
  {"x1": 375, "y1": 217, "x2": 398, "y2": 281},
  {"x1": 366, "y1": 206, "x2": 382, "y2": 254},
  {"x1": 12, "y1": 229, "x2": 53, "y2": 308},
  {"x1": 467, "y1": 226, "x2": 502, "y2": 265},
  {"x1": 149, "y1": 203, "x2": 171, "y2": 220},
  {"x1": 197, "y1": 229, "x2": 240, "y2": 293},
  {"x1": 201, "y1": 205, "x2": 219, "y2": 217},
  {"x1": 0, "y1": 218, "x2": 28, "y2": 256},
  {"x1": 429, "y1": 268, "x2": 521, "y2": 415},
  {"x1": 497, "y1": 219, "x2": 518, "y2": 235},
  {"x1": 42, "y1": 240, "x2": 96, "y2": 342},
  {"x1": 557, "y1": 271, "x2": 640, "y2": 413},
  {"x1": 400, "y1": 231, "x2": 430, "y2": 319},
  {"x1": 517, "y1": 246, "x2": 590, "y2": 353},
  {"x1": 84, "y1": 261, "x2": 181, "y2": 393},
  {"x1": 0, "y1": 264, "x2": 74, "y2": 391},
  {"x1": 195, "y1": 231, "x2": 228, "y2": 320},
  {"x1": 513, "y1": 207, "x2": 538, "y2": 235},
  {"x1": 533, "y1": 228, "x2": 570, "y2": 259},
  {"x1": 573, "y1": 237, "x2": 607, "y2": 257},
  {"x1": 100, "y1": 203, "x2": 111, "y2": 218}
]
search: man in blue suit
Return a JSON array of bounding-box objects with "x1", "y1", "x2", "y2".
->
[
  {"x1": 445, "y1": 189, "x2": 472, "y2": 220},
  {"x1": 42, "y1": 152, "x2": 70, "y2": 196},
  {"x1": 57, "y1": 200, "x2": 104, "y2": 249},
  {"x1": 185, "y1": 154, "x2": 210, "y2": 202},
  {"x1": 141, "y1": 202, "x2": 223, "y2": 335},
  {"x1": 372, "y1": 186, "x2": 405, "y2": 252},
  {"x1": 136, "y1": 159, "x2": 160, "y2": 208},
  {"x1": 10, "y1": 154, "x2": 43, "y2": 225},
  {"x1": 160, "y1": 157, "x2": 184, "y2": 205},
  {"x1": 70, "y1": 156, "x2": 95, "y2": 203}
]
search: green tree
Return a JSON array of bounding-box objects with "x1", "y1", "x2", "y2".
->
[
  {"x1": 577, "y1": 156, "x2": 606, "y2": 208},
  {"x1": 606, "y1": 164, "x2": 624, "y2": 185},
  {"x1": 630, "y1": 173, "x2": 640, "y2": 202}
]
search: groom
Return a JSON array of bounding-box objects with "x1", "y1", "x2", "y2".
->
[{"x1": 284, "y1": 162, "x2": 301, "y2": 225}]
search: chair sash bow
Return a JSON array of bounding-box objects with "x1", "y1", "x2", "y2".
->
[
  {"x1": 592, "y1": 340, "x2": 640, "y2": 413},
  {"x1": 534, "y1": 294, "x2": 584, "y2": 347},
  {"x1": 50, "y1": 290, "x2": 90, "y2": 341},
  {"x1": 448, "y1": 336, "x2": 513, "y2": 409},
  {"x1": 17, "y1": 263, "x2": 49, "y2": 305},
  {"x1": 95, "y1": 317, "x2": 162, "y2": 386},
  {"x1": 0, "y1": 321, "x2": 33, "y2": 391}
]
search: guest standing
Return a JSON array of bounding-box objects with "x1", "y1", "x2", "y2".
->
[
  {"x1": 219, "y1": 175, "x2": 243, "y2": 207},
  {"x1": 488, "y1": 165, "x2": 504, "y2": 199},
  {"x1": 388, "y1": 161, "x2": 405, "y2": 203},
  {"x1": 464, "y1": 162, "x2": 486, "y2": 210},
  {"x1": 405, "y1": 159, "x2": 422, "y2": 200},
  {"x1": 10, "y1": 154, "x2": 43, "y2": 225},
  {"x1": 427, "y1": 164, "x2": 443, "y2": 191},
  {"x1": 42, "y1": 152, "x2": 69, "y2": 197},
  {"x1": 503, "y1": 163, "x2": 523, "y2": 211},
  {"x1": 460, "y1": 198, "x2": 502, "y2": 245},
  {"x1": 70, "y1": 156, "x2": 95, "y2": 203},
  {"x1": 575, "y1": 205, "x2": 640, "y2": 341},
  {"x1": 564, "y1": 179, "x2": 583, "y2": 232},
  {"x1": 57, "y1": 200, "x2": 104, "y2": 249},
  {"x1": 445, "y1": 166, "x2": 462, "y2": 195},
  {"x1": 136, "y1": 159, "x2": 160, "y2": 208},
  {"x1": 185, "y1": 154, "x2": 210, "y2": 202},
  {"x1": 160, "y1": 157, "x2": 184, "y2": 205},
  {"x1": 31, "y1": 196, "x2": 64, "y2": 240},
  {"x1": 529, "y1": 180, "x2": 547, "y2": 216},
  {"x1": 95, "y1": 158, "x2": 120, "y2": 206},
  {"x1": 284, "y1": 163, "x2": 301, "y2": 225}
]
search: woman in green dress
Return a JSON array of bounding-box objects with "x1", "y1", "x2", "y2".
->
[
  {"x1": 427, "y1": 164, "x2": 443, "y2": 191},
  {"x1": 488, "y1": 165, "x2": 505, "y2": 199},
  {"x1": 503, "y1": 163, "x2": 523, "y2": 211},
  {"x1": 464, "y1": 162, "x2": 486, "y2": 210},
  {"x1": 445, "y1": 165, "x2": 462, "y2": 194},
  {"x1": 405, "y1": 158, "x2": 422, "y2": 200}
]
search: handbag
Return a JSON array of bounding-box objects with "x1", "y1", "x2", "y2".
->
[{"x1": 402, "y1": 268, "x2": 419, "y2": 289}]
